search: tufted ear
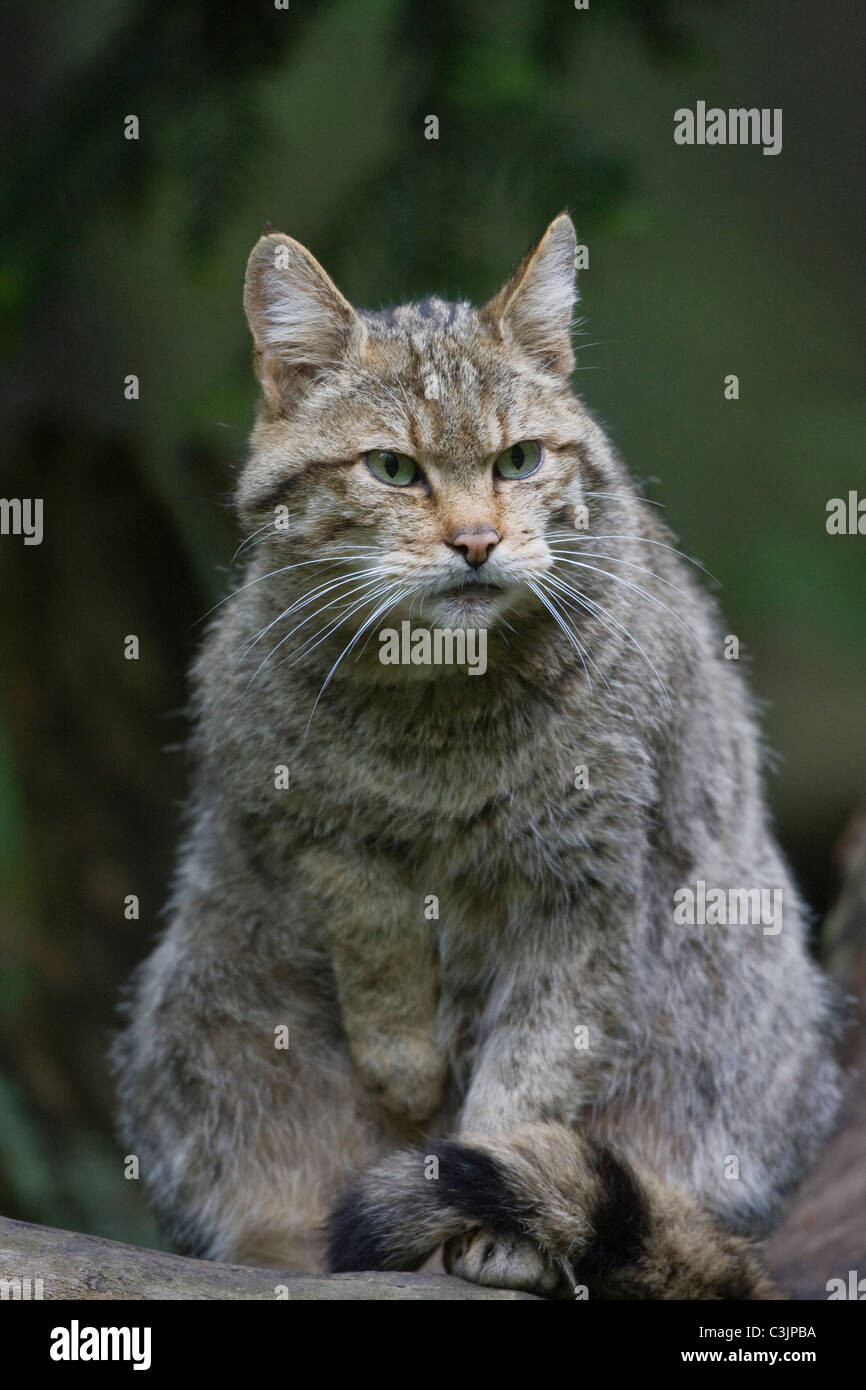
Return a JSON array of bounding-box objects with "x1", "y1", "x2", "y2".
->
[
  {"x1": 243, "y1": 230, "x2": 366, "y2": 409},
  {"x1": 485, "y1": 214, "x2": 578, "y2": 376}
]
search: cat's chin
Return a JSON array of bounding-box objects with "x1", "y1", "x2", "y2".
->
[{"x1": 427, "y1": 589, "x2": 510, "y2": 626}]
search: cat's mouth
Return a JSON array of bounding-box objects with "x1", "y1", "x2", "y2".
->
[{"x1": 436, "y1": 581, "x2": 504, "y2": 600}]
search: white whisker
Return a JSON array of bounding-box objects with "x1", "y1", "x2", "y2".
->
[
  {"x1": 237, "y1": 566, "x2": 389, "y2": 665},
  {"x1": 282, "y1": 579, "x2": 401, "y2": 672},
  {"x1": 543, "y1": 572, "x2": 674, "y2": 715},
  {"x1": 548, "y1": 557, "x2": 699, "y2": 642},
  {"x1": 582, "y1": 491, "x2": 665, "y2": 509},
  {"x1": 303, "y1": 583, "x2": 410, "y2": 735},
  {"x1": 197, "y1": 552, "x2": 392, "y2": 624},
  {"x1": 526, "y1": 578, "x2": 594, "y2": 693},
  {"x1": 545, "y1": 531, "x2": 717, "y2": 582},
  {"x1": 242, "y1": 575, "x2": 393, "y2": 690},
  {"x1": 548, "y1": 549, "x2": 695, "y2": 606}
]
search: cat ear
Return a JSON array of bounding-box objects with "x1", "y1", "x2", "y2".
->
[
  {"x1": 485, "y1": 214, "x2": 578, "y2": 376},
  {"x1": 243, "y1": 232, "x2": 365, "y2": 408}
]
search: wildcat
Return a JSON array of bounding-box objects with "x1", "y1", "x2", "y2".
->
[{"x1": 113, "y1": 215, "x2": 841, "y2": 1297}]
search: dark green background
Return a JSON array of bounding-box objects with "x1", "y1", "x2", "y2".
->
[{"x1": 1, "y1": 0, "x2": 863, "y2": 1245}]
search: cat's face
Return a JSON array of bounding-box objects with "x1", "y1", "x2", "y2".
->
[{"x1": 239, "y1": 216, "x2": 612, "y2": 641}]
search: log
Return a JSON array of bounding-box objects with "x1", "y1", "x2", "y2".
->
[{"x1": 0, "y1": 1216, "x2": 536, "y2": 1300}]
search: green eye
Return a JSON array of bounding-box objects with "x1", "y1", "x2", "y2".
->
[
  {"x1": 366, "y1": 449, "x2": 419, "y2": 487},
  {"x1": 494, "y1": 440, "x2": 543, "y2": 480}
]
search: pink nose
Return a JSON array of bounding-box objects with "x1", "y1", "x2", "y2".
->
[{"x1": 449, "y1": 528, "x2": 500, "y2": 568}]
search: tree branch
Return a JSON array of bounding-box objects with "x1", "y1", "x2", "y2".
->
[{"x1": 0, "y1": 1216, "x2": 535, "y2": 1300}]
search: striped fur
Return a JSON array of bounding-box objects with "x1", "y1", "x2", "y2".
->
[{"x1": 113, "y1": 217, "x2": 842, "y2": 1297}]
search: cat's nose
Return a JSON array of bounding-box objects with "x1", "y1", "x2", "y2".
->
[{"x1": 449, "y1": 528, "x2": 501, "y2": 568}]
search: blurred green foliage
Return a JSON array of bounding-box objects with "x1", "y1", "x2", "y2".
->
[{"x1": 0, "y1": 0, "x2": 863, "y2": 1241}]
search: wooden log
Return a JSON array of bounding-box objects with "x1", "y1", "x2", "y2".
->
[{"x1": 0, "y1": 1215, "x2": 536, "y2": 1300}]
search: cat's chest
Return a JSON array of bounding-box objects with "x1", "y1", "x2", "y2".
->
[
  {"x1": 307, "y1": 694, "x2": 596, "y2": 837},
  {"x1": 283, "y1": 696, "x2": 648, "y2": 901}
]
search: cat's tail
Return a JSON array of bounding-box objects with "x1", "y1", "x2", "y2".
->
[{"x1": 325, "y1": 1123, "x2": 777, "y2": 1299}]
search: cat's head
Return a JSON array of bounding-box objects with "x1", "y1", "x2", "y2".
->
[{"x1": 238, "y1": 215, "x2": 619, "y2": 643}]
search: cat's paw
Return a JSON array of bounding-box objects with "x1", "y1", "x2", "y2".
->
[
  {"x1": 443, "y1": 1228, "x2": 568, "y2": 1297},
  {"x1": 352, "y1": 1030, "x2": 446, "y2": 1122}
]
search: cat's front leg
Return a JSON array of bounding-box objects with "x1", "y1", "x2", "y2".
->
[
  {"x1": 455, "y1": 924, "x2": 619, "y2": 1135},
  {"x1": 298, "y1": 843, "x2": 446, "y2": 1122},
  {"x1": 436, "y1": 940, "x2": 777, "y2": 1298}
]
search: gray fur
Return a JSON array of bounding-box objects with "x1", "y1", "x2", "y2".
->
[{"x1": 113, "y1": 216, "x2": 841, "y2": 1293}]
